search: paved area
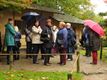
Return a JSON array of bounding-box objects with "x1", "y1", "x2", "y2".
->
[{"x1": 0, "y1": 51, "x2": 107, "y2": 80}]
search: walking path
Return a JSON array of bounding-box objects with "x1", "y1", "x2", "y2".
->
[{"x1": 0, "y1": 51, "x2": 107, "y2": 80}]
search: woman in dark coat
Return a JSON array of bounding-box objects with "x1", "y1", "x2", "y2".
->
[{"x1": 89, "y1": 27, "x2": 100, "y2": 64}]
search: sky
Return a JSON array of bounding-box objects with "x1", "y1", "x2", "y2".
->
[{"x1": 90, "y1": 0, "x2": 107, "y2": 14}]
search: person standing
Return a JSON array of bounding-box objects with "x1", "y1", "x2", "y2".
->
[
  {"x1": 14, "y1": 26, "x2": 21, "y2": 60},
  {"x1": 66, "y1": 23, "x2": 76, "y2": 61},
  {"x1": 25, "y1": 27, "x2": 32, "y2": 59},
  {"x1": 51, "y1": 25, "x2": 58, "y2": 55},
  {"x1": 31, "y1": 20, "x2": 43, "y2": 64},
  {"x1": 56, "y1": 22, "x2": 68, "y2": 65},
  {"x1": 88, "y1": 27, "x2": 100, "y2": 65},
  {"x1": 5, "y1": 18, "x2": 16, "y2": 64},
  {"x1": 41, "y1": 19, "x2": 53, "y2": 66},
  {"x1": 81, "y1": 26, "x2": 91, "y2": 57}
]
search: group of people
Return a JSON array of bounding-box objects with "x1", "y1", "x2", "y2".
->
[
  {"x1": 0, "y1": 17, "x2": 100, "y2": 66},
  {"x1": 1, "y1": 18, "x2": 76, "y2": 65},
  {"x1": 25, "y1": 19, "x2": 76, "y2": 66}
]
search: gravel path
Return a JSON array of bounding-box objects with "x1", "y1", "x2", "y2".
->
[{"x1": 0, "y1": 51, "x2": 107, "y2": 80}]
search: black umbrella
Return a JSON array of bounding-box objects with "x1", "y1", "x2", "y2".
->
[
  {"x1": 21, "y1": 12, "x2": 40, "y2": 27},
  {"x1": 21, "y1": 12, "x2": 40, "y2": 21}
]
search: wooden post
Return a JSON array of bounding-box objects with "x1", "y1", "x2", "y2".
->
[
  {"x1": 67, "y1": 73, "x2": 72, "y2": 80},
  {"x1": 100, "y1": 39, "x2": 103, "y2": 60},
  {"x1": 77, "y1": 51, "x2": 80, "y2": 73},
  {"x1": 76, "y1": 41, "x2": 80, "y2": 73},
  {"x1": 9, "y1": 52, "x2": 13, "y2": 70}
]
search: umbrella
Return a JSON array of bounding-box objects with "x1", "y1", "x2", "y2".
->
[
  {"x1": 84, "y1": 20, "x2": 105, "y2": 37},
  {"x1": 21, "y1": 12, "x2": 40, "y2": 27},
  {"x1": 21, "y1": 12, "x2": 40, "y2": 21}
]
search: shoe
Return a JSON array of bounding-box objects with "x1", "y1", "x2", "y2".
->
[
  {"x1": 33, "y1": 62, "x2": 39, "y2": 64},
  {"x1": 44, "y1": 63, "x2": 51, "y2": 66},
  {"x1": 90, "y1": 62, "x2": 97, "y2": 65},
  {"x1": 60, "y1": 63, "x2": 66, "y2": 65}
]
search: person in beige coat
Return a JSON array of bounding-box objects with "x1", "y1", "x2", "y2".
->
[{"x1": 31, "y1": 20, "x2": 43, "y2": 64}]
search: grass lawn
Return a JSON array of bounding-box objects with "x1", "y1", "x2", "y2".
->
[
  {"x1": 101, "y1": 47, "x2": 107, "y2": 63},
  {"x1": 0, "y1": 70, "x2": 83, "y2": 80}
]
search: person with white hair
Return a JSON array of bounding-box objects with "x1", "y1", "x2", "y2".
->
[
  {"x1": 56, "y1": 21, "x2": 68, "y2": 65},
  {"x1": 14, "y1": 25, "x2": 21, "y2": 60},
  {"x1": 51, "y1": 25, "x2": 59, "y2": 54},
  {"x1": 66, "y1": 23, "x2": 76, "y2": 61}
]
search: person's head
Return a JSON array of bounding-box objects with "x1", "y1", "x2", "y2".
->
[
  {"x1": 14, "y1": 26, "x2": 19, "y2": 32},
  {"x1": 46, "y1": 19, "x2": 52, "y2": 27},
  {"x1": 8, "y1": 18, "x2": 14, "y2": 25},
  {"x1": 52, "y1": 25, "x2": 57, "y2": 31},
  {"x1": 59, "y1": 21, "x2": 65, "y2": 29},
  {"x1": 35, "y1": 20, "x2": 39, "y2": 27},
  {"x1": 66, "y1": 23, "x2": 71, "y2": 29}
]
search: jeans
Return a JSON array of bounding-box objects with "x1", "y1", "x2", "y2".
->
[
  {"x1": 26, "y1": 42, "x2": 32, "y2": 58},
  {"x1": 14, "y1": 41, "x2": 20, "y2": 60},
  {"x1": 44, "y1": 48, "x2": 51, "y2": 65},
  {"x1": 32, "y1": 44, "x2": 45, "y2": 64},
  {"x1": 32, "y1": 44, "x2": 40, "y2": 63}
]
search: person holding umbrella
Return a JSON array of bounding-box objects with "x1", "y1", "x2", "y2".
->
[
  {"x1": 22, "y1": 12, "x2": 40, "y2": 59},
  {"x1": 84, "y1": 20, "x2": 104, "y2": 65}
]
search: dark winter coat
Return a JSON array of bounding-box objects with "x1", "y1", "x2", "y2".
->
[
  {"x1": 67, "y1": 28, "x2": 76, "y2": 47},
  {"x1": 81, "y1": 27, "x2": 90, "y2": 47},
  {"x1": 89, "y1": 29, "x2": 100, "y2": 51},
  {"x1": 41, "y1": 25, "x2": 53, "y2": 48}
]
